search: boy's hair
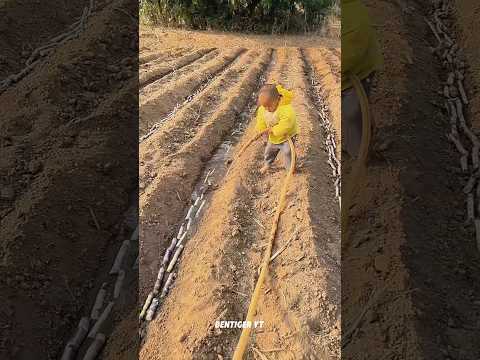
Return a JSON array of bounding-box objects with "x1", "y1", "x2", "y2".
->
[{"x1": 260, "y1": 83, "x2": 281, "y2": 101}]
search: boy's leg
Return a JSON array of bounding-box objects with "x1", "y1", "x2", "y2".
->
[
  {"x1": 280, "y1": 140, "x2": 293, "y2": 170},
  {"x1": 342, "y1": 87, "x2": 362, "y2": 158},
  {"x1": 342, "y1": 74, "x2": 375, "y2": 159},
  {"x1": 264, "y1": 142, "x2": 280, "y2": 166}
]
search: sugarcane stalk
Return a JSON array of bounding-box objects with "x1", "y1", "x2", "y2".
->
[
  {"x1": 113, "y1": 270, "x2": 125, "y2": 299},
  {"x1": 461, "y1": 155, "x2": 468, "y2": 172},
  {"x1": 82, "y1": 333, "x2": 106, "y2": 360},
  {"x1": 160, "y1": 273, "x2": 176, "y2": 298},
  {"x1": 90, "y1": 284, "x2": 107, "y2": 320},
  {"x1": 130, "y1": 225, "x2": 139, "y2": 241},
  {"x1": 176, "y1": 231, "x2": 187, "y2": 248},
  {"x1": 145, "y1": 298, "x2": 159, "y2": 321},
  {"x1": 456, "y1": 78, "x2": 468, "y2": 104},
  {"x1": 139, "y1": 292, "x2": 154, "y2": 320},
  {"x1": 467, "y1": 194, "x2": 475, "y2": 221},
  {"x1": 167, "y1": 245, "x2": 184, "y2": 273},
  {"x1": 177, "y1": 224, "x2": 185, "y2": 239},
  {"x1": 60, "y1": 345, "x2": 76, "y2": 360},
  {"x1": 185, "y1": 205, "x2": 195, "y2": 220},
  {"x1": 162, "y1": 244, "x2": 175, "y2": 266},
  {"x1": 153, "y1": 267, "x2": 165, "y2": 294},
  {"x1": 463, "y1": 175, "x2": 477, "y2": 194},
  {"x1": 195, "y1": 199, "x2": 206, "y2": 218},
  {"x1": 109, "y1": 240, "x2": 130, "y2": 275},
  {"x1": 67, "y1": 317, "x2": 90, "y2": 350},
  {"x1": 186, "y1": 217, "x2": 192, "y2": 231},
  {"x1": 88, "y1": 302, "x2": 114, "y2": 339},
  {"x1": 475, "y1": 219, "x2": 480, "y2": 252}
]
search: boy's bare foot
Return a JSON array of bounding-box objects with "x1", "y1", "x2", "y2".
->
[{"x1": 260, "y1": 164, "x2": 271, "y2": 174}]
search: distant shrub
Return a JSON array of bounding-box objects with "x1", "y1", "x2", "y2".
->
[{"x1": 140, "y1": 0, "x2": 339, "y2": 34}]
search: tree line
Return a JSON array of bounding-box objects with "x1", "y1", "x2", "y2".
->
[{"x1": 140, "y1": 0, "x2": 338, "y2": 33}]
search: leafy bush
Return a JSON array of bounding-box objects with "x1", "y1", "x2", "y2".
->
[{"x1": 140, "y1": 0, "x2": 338, "y2": 34}]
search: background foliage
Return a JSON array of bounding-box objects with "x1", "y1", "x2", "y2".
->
[{"x1": 140, "y1": 0, "x2": 339, "y2": 34}]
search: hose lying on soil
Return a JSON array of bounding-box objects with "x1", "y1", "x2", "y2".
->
[
  {"x1": 231, "y1": 134, "x2": 296, "y2": 359},
  {"x1": 341, "y1": 73, "x2": 372, "y2": 244}
]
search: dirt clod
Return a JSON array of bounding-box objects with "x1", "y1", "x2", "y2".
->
[
  {"x1": 28, "y1": 160, "x2": 43, "y2": 174},
  {"x1": 1, "y1": 186, "x2": 15, "y2": 200},
  {"x1": 373, "y1": 254, "x2": 389, "y2": 273}
]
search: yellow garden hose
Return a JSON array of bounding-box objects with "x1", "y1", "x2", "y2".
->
[
  {"x1": 230, "y1": 135, "x2": 296, "y2": 359},
  {"x1": 225, "y1": 129, "x2": 269, "y2": 178},
  {"x1": 341, "y1": 73, "x2": 372, "y2": 241}
]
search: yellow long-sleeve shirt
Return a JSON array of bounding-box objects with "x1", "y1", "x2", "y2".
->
[
  {"x1": 255, "y1": 85, "x2": 298, "y2": 144},
  {"x1": 342, "y1": 0, "x2": 383, "y2": 91}
]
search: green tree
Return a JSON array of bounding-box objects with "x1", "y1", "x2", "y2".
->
[{"x1": 140, "y1": 0, "x2": 337, "y2": 33}]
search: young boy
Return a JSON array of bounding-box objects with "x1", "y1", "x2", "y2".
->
[
  {"x1": 342, "y1": 0, "x2": 383, "y2": 158},
  {"x1": 255, "y1": 83, "x2": 298, "y2": 173}
]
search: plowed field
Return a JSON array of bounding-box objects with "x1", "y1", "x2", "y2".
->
[
  {"x1": 342, "y1": 0, "x2": 480, "y2": 359},
  {"x1": 0, "y1": 1, "x2": 138, "y2": 359},
  {"x1": 139, "y1": 32, "x2": 341, "y2": 360}
]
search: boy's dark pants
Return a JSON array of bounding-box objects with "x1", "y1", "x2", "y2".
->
[{"x1": 264, "y1": 136, "x2": 296, "y2": 170}]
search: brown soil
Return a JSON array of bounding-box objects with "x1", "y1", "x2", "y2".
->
[
  {"x1": 139, "y1": 47, "x2": 191, "y2": 65},
  {"x1": 0, "y1": 1, "x2": 138, "y2": 359},
  {"x1": 139, "y1": 25, "x2": 340, "y2": 358},
  {"x1": 303, "y1": 48, "x2": 341, "y2": 152},
  {"x1": 139, "y1": 48, "x2": 248, "y2": 138},
  {"x1": 139, "y1": 48, "x2": 272, "y2": 296},
  {"x1": 453, "y1": 1, "x2": 480, "y2": 130},
  {"x1": 0, "y1": 0, "x2": 85, "y2": 80},
  {"x1": 139, "y1": 48, "x2": 215, "y2": 89},
  {"x1": 140, "y1": 26, "x2": 339, "y2": 51},
  {"x1": 317, "y1": 48, "x2": 340, "y2": 82},
  {"x1": 343, "y1": 0, "x2": 480, "y2": 359}
]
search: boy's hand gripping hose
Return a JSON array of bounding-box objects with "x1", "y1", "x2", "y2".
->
[
  {"x1": 225, "y1": 129, "x2": 269, "y2": 178},
  {"x1": 342, "y1": 73, "x2": 372, "y2": 243},
  {"x1": 228, "y1": 131, "x2": 296, "y2": 359}
]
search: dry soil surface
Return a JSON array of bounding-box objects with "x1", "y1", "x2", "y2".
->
[
  {"x1": 342, "y1": 0, "x2": 480, "y2": 359},
  {"x1": 138, "y1": 29, "x2": 340, "y2": 359},
  {"x1": 0, "y1": 1, "x2": 138, "y2": 359}
]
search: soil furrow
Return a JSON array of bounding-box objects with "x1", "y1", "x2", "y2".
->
[
  {"x1": 139, "y1": 48, "x2": 221, "y2": 99},
  {"x1": 139, "y1": 52, "x2": 162, "y2": 65},
  {"x1": 238, "y1": 47, "x2": 340, "y2": 359},
  {"x1": 343, "y1": 0, "x2": 480, "y2": 358},
  {"x1": 318, "y1": 48, "x2": 340, "y2": 81},
  {"x1": 225, "y1": 47, "x2": 340, "y2": 358},
  {"x1": 139, "y1": 47, "x2": 191, "y2": 66},
  {"x1": 139, "y1": 48, "x2": 245, "y2": 138},
  {"x1": 0, "y1": 0, "x2": 90, "y2": 81},
  {"x1": 341, "y1": 0, "x2": 423, "y2": 353},
  {"x1": 190, "y1": 48, "x2": 301, "y2": 359},
  {"x1": 139, "y1": 49, "x2": 264, "y2": 193},
  {"x1": 0, "y1": 1, "x2": 138, "y2": 358},
  {"x1": 144, "y1": 52, "x2": 252, "y2": 155},
  {"x1": 303, "y1": 48, "x2": 341, "y2": 149},
  {"x1": 139, "y1": 47, "x2": 215, "y2": 89},
  {"x1": 139, "y1": 49, "x2": 272, "y2": 300},
  {"x1": 139, "y1": 48, "x2": 281, "y2": 360}
]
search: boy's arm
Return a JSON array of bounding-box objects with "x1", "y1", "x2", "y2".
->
[
  {"x1": 255, "y1": 107, "x2": 268, "y2": 133},
  {"x1": 270, "y1": 108, "x2": 295, "y2": 137}
]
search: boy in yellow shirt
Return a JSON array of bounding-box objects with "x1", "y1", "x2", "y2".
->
[
  {"x1": 342, "y1": 0, "x2": 383, "y2": 157},
  {"x1": 255, "y1": 84, "x2": 298, "y2": 173}
]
